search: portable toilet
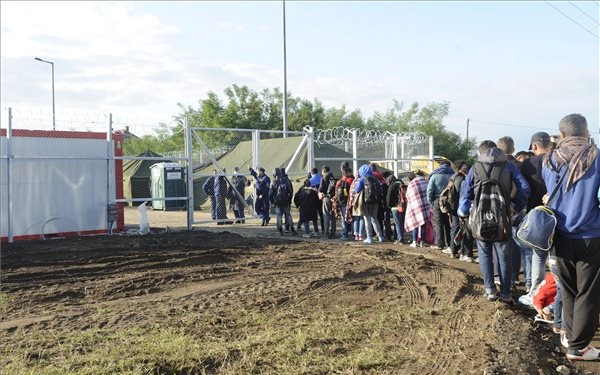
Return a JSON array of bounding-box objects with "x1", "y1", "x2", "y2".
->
[{"x1": 150, "y1": 163, "x2": 186, "y2": 210}]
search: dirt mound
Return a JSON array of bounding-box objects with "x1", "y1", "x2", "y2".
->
[{"x1": 1, "y1": 230, "x2": 598, "y2": 374}]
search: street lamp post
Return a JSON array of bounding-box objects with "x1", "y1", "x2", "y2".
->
[{"x1": 34, "y1": 57, "x2": 55, "y2": 131}]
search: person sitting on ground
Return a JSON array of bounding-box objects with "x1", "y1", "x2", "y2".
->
[{"x1": 532, "y1": 272, "x2": 557, "y2": 323}]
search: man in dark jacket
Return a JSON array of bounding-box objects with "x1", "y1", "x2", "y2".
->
[
  {"x1": 269, "y1": 168, "x2": 296, "y2": 235},
  {"x1": 448, "y1": 161, "x2": 474, "y2": 262},
  {"x1": 458, "y1": 140, "x2": 530, "y2": 304},
  {"x1": 249, "y1": 167, "x2": 271, "y2": 226},
  {"x1": 518, "y1": 132, "x2": 553, "y2": 305},
  {"x1": 214, "y1": 168, "x2": 230, "y2": 224},
  {"x1": 427, "y1": 160, "x2": 455, "y2": 250},
  {"x1": 229, "y1": 166, "x2": 249, "y2": 224},
  {"x1": 202, "y1": 170, "x2": 217, "y2": 220}
]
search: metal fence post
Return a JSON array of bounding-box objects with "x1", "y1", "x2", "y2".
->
[
  {"x1": 393, "y1": 133, "x2": 399, "y2": 176},
  {"x1": 185, "y1": 118, "x2": 194, "y2": 231},
  {"x1": 352, "y1": 129, "x2": 358, "y2": 175},
  {"x1": 429, "y1": 135, "x2": 435, "y2": 173},
  {"x1": 306, "y1": 126, "x2": 314, "y2": 170},
  {"x1": 7, "y1": 108, "x2": 13, "y2": 243},
  {"x1": 252, "y1": 130, "x2": 260, "y2": 169}
]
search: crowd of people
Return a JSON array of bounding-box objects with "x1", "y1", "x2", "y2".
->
[{"x1": 202, "y1": 113, "x2": 599, "y2": 361}]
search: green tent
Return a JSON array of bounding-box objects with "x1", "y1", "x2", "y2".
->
[
  {"x1": 123, "y1": 150, "x2": 170, "y2": 206},
  {"x1": 192, "y1": 136, "x2": 373, "y2": 209}
]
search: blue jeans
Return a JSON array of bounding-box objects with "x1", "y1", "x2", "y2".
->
[
  {"x1": 477, "y1": 240, "x2": 513, "y2": 299},
  {"x1": 392, "y1": 209, "x2": 405, "y2": 242},
  {"x1": 531, "y1": 248, "x2": 549, "y2": 294},
  {"x1": 412, "y1": 224, "x2": 426, "y2": 243},
  {"x1": 353, "y1": 216, "x2": 365, "y2": 238},
  {"x1": 520, "y1": 247, "x2": 533, "y2": 290},
  {"x1": 275, "y1": 206, "x2": 293, "y2": 230}
]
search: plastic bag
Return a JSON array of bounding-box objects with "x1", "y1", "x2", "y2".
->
[{"x1": 138, "y1": 202, "x2": 150, "y2": 235}]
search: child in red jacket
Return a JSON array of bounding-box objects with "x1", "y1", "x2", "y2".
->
[{"x1": 533, "y1": 272, "x2": 557, "y2": 322}]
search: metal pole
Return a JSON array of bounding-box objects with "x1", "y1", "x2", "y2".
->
[
  {"x1": 282, "y1": 0, "x2": 288, "y2": 137},
  {"x1": 7, "y1": 108, "x2": 13, "y2": 243},
  {"x1": 466, "y1": 118, "x2": 470, "y2": 141},
  {"x1": 393, "y1": 133, "x2": 399, "y2": 176},
  {"x1": 34, "y1": 57, "x2": 55, "y2": 130},
  {"x1": 51, "y1": 62, "x2": 55, "y2": 131},
  {"x1": 429, "y1": 136, "x2": 435, "y2": 174},
  {"x1": 352, "y1": 129, "x2": 358, "y2": 174},
  {"x1": 185, "y1": 118, "x2": 194, "y2": 231},
  {"x1": 107, "y1": 114, "x2": 114, "y2": 234}
]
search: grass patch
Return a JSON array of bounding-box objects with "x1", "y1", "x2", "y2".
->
[{"x1": 2, "y1": 300, "x2": 489, "y2": 375}]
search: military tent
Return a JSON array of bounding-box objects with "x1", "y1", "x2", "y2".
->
[{"x1": 123, "y1": 150, "x2": 170, "y2": 206}]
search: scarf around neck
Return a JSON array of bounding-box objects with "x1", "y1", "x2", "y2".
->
[{"x1": 544, "y1": 136, "x2": 598, "y2": 192}]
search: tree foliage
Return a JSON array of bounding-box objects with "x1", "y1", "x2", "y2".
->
[{"x1": 122, "y1": 85, "x2": 476, "y2": 162}]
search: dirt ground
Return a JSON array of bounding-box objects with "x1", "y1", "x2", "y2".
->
[{"x1": 1, "y1": 224, "x2": 599, "y2": 374}]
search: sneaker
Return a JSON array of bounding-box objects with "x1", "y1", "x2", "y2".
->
[
  {"x1": 340, "y1": 236, "x2": 348, "y2": 240},
  {"x1": 435, "y1": 246, "x2": 444, "y2": 250},
  {"x1": 441, "y1": 247, "x2": 453, "y2": 254},
  {"x1": 499, "y1": 296, "x2": 515, "y2": 306},
  {"x1": 494, "y1": 277, "x2": 501, "y2": 286},
  {"x1": 566, "y1": 346, "x2": 600, "y2": 361},
  {"x1": 378, "y1": 237, "x2": 384, "y2": 243},
  {"x1": 363, "y1": 237, "x2": 373, "y2": 244},
  {"x1": 518, "y1": 294, "x2": 533, "y2": 307},
  {"x1": 561, "y1": 333, "x2": 569, "y2": 349},
  {"x1": 451, "y1": 253, "x2": 460, "y2": 259},
  {"x1": 302, "y1": 234, "x2": 311, "y2": 238},
  {"x1": 475, "y1": 257, "x2": 480, "y2": 263},
  {"x1": 485, "y1": 292, "x2": 497, "y2": 301},
  {"x1": 460, "y1": 256, "x2": 474, "y2": 263},
  {"x1": 419, "y1": 242, "x2": 429, "y2": 248},
  {"x1": 410, "y1": 242, "x2": 418, "y2": 248},
  {"x1": 394, "y1": 240, "x2": 402, "y2": 244}
]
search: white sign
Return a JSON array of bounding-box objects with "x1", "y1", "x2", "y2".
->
[{"x1": 166, "y1": 172, "x2": 181, "y2": 180}]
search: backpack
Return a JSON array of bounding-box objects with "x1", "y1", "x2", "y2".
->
[
  {"x1": 438, "y1": 173, "x2": 459, "y2": 214},
  {"x1": 336, "y1": 178, "x2": 349, "y2": 204},
  {"x1": 293, "y1": 188, "x2": 303, "y2": 208},
  {"x1": 362, "y1": 176, "x2": 381, "y2": 204},
  {"x1": 397, "y1": 184, "x2": 407, "y2": 213},
  {"x1": 468, "y1": 163, "x2": 511, "y2": 242},
  {"x1": 275, "y1": 178, "x2": 292, "y2": 206},
  {"x1": 386, "y1": 180, "x2": 400, "y2": 208}
]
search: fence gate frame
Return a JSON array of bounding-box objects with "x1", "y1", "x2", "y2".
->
[{"x1": 185, "y1": 124, "x2": 310, "y2": 227}]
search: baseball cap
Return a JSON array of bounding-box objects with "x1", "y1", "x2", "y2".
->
[{"x1": 529, "y1": 132, "x2": 551, "y2": 150}]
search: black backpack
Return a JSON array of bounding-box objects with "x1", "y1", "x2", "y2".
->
[
  {"x1": 362, "y1": 176, "x2": 381, "y2": 204},
  {"x1": 439, "y1": 173, "x2": 459, "y2": 214},
  {"x1": 469, "y1": 163, "x2": 511, "y2": 242},
  {"x1": 275, "y1": 178, "x2": 292, "y2": 206},
  {"x1": 335, "y1": 179, "x2": 349, "y2": 204},
  {"x1": 386, "y1": 179, "x2": 400, "y2": 208}
]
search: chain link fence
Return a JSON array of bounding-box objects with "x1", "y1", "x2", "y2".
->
[{"x1": 1, "y1": 109, "x2": 434, "y2": 241}]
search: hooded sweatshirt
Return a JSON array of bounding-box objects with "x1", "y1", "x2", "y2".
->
[
  {"x1": 458, "y1": 147, "x2": 530, "y2": 218},
  {"x1": 354, "y1": 164, "x2": 374, "y2": 193}
]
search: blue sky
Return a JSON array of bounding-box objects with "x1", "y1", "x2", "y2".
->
[{"x1": 1, "y1": 1, "x2": 598, "y2": 152}]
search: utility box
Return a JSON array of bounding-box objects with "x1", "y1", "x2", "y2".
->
[{"x1": 150, "y1": 163, "x2": 186, "y2": 211}]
